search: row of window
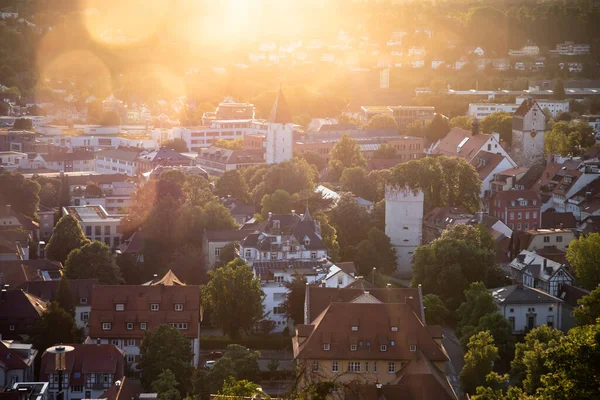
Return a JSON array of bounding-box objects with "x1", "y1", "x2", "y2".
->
[
  {"x1": 103, "y1": 322, "x2": 147, "y2": 331},
  {"x1": 508, "y1": 211, "x2": 538, "y2": 221},
  {"x1": 346, "y1": 343, "x2": 416, "y2": 352},
  {"x1": 115, "y1": 303, "x2": 183, "y2": 312},
  {"x1": 508, "y1": 223, "x2": 538, "y2": 231},
  {"x1": 314, "y1": 361, "x2": 398, "y2": 374}
]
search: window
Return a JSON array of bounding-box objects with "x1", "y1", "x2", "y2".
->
[
  {"x1": 549, "y1": 307, "x2": 553, "y2": 312},
  {"x1": 102, "y1": 323, "x2": 111, "y2": 330},
  {"x1": 214, "y1": 247, "x2": 221, "y2": 256},
  {"x1": 80, "y1": 296, "x2": 88, "y2": 305},
  {"x1": 310, "y1": 252, "x2": 317, "y2": 260},
  {"x1": 126, "y1": 355, "x2": 135, "y2": 364},
  {"x1": 105, "y1": 226, "x2": 111, "y2": 235},
  {"x1": 274, "y1": 276, "x2": 284, "y2": 283},
  {"x1": 169, "y1": 322, "x2": 188, "y2": 330},
  {"x1": 348, "y1": 362, "x2": 361, "y2": 372},
  {"x1": 273, "y1": 306, "x2": 285, "y2": 314},
  {"x1": 95, "y1": 226, "x2": 101, "y2": 236},
  {"x1": 140, "y1": 323, "x2": 147, "y2": 330},
  {"x1": 391, "y1": 326, "x2": 398, "y2": 332},
  {"x1": 556, "y1": 236, "x2": 563, "y2": 243},
  {"x1": 151, "y1": 303, "x2": 159, "y2": 311},
  {"x1": 525, "y1": 223, "x2": 529, "y2": 230},
  {"x1": 245, "y1": 249, "x2": 251, "y2": 258},
  {"x1": 533, "y1": 211, "x2": 538, "y2": 218},
  {"x1": 332, "y1": 361, "x2": 339, "y2": 372},
  {"x1": 9, "y1": 324, "x2": 15, "y2": 331},
  {"x1": 508, "y1": 316, "x2": 515, "y2": 330},
  {"x1": 410, "y1": 345, "x2": 417, "y2": 352},
  {"x1": 543, "y1": 236, "x2": 550, "y2": 243},
  {"x1": 115, "y1": 303, "x2": 124, "y2": 311},
  {"x1": 509, "y1": 212, "x2": 515, "y2": 220},
  {"x1": 323, "y1": 344, "x2": 330, "y2": 351},
  {"x1": 380, "y1": 345, "x2": 387, "y2": 352},
  {"x1": 81, "y1": 311, "x2": 89, "y2": 322},
  {"x1": 517, "y1": 223, "x2": 522, "y2": 230},
  {"x1": 270, "y1": 251, "x2": 278, "y2": 260},
  {"x1": 510, "y1": 308, "x2": 514, "y2": 313},
  {"x1": 351, "y1": 325, "x2": 358, "y2": 332},
  {"x1": 312, "y1": 361, "x2": 319, "y2": 372},
  {"x1": 126, "y1": 322, "x2": 134, "y2": 330},
  {"x1": 71, "y1": 386, "x2": 83, "y2": 393},
  {"x1": 365, "y1": 361, "x2": 369, "y2": 373},
  {"x1": 518, "y1": 212, "x2": 522, "y2": 220},
  {"x1": 127, "y1": 339, "x2": 136, "y2": 346},
  {"x1": 547, "y1": 316, "x2": 554, "y2": 328},
  {"x1": 388, "y1": 362, "x2": 396, "y2": 373},
  {"x1": 525, "y1": 212, "x2": 530, "y2": 219},
  {"x1": 175, "y1": 304, "x2": 183, "y2": 311},
  {"x1": 111, "y1": 339, "x2": 120, "y2": 347},
  {"x1": 86, "y1": 226, "x2": 92, "y2": 236},
  {"x1": 350, "y1": 344, "x2": 357, "y2": 351}
]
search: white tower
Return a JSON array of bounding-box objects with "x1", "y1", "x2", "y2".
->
[
  {"x1": 266, "y1": 88, "x2": 294, "y2": 164},
  {"x1": 510, "y1": 98, "x2": 546, "y2": 168},
  {"x1": 385, "y1": 185, "x2": 425, "y2": 277}
]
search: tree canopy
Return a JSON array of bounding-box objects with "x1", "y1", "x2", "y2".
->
[
  {"x1": 354, "y1": 228, "x2": 397, "y2": 276},
  {"x1": 55, "y1": 276, "x2": 74, "y2": 316},
  {"x1": 200, "y1": 259, "x2": 264, "y2": 339},
  {"x1": 545, "y1": 121, "x2": 595, "y2": 157},
  {"x1": 566, "y1": 233, "x2": 600, "y2": 290},
  {"x1": 214, "y1": 170, "x2": 251, "y2": 203},
  {"x1": 152, "y1": 369, "x2": 181, "y2": 400},
  {"x1": 214, "y1": 138, "x2": 244, "y2": 150},
  {"x1": 327, "y1": 134, "x2": 367, "y2": 181},
  {"x1": 460, "y1": 330, "x2": 499, "y2": 396},
  {"x1": 450, "y1": 115, "x2": 474, "y2": 130},
  {"x1": 283, "y1": 276, "x2": 307, "y2": 326},
  {"x1": 205, "y1": 344, "x2": 261, "y2": 395},
  {"x1": 574, "y1": 287, "x2": 600, "y2": 326},
  {"x1": 64, "y1": 241, "x2": 123, "y2": 284},
  {"x1": 0, "y1": 171, "x2": 40, "y2": 218},
  {"x1": 28, "y1": 302, "x2": 82, "y2": 353},
  {"x1": 46, "y1": 214, "x2": 90, "y2": 264},
  {"x1": 162, "y1": 138, "x2": 189, "y2": 153},
  {"x1": 480, "y1": 112, "x2": 513, "y2": 144},
  {"x1": 366, "y1": 113, "x2": 397, "y2": 130}
]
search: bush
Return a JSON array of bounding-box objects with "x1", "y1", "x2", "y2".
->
[{"x1": 200, "y1": 335, "x2": 292, "y2": 350}]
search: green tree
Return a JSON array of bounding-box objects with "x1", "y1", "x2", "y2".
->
[
  {"x1": 64, "y1": 241, "x2": 123, "y2": 284},
  {"x1": 425, "y1": 114, "x2": 450, "y2": 142},
  {"x1": 450, "y1": 115, "x2": 474, "y2": 130},
  {"x1": 84, "y1": 182, "x2": 102, "y2": 198},
  {"x1": 261, "y1": 189, "x2": 294, "y2": 218},
  {"x1": 354, "y1": 228, "x2": 397, "y2": 276},
  {"x1": 552, "y1": 79, "x2": 566, "y2": 100},
  {"x1": 55, "y1": 276, "x2": 74, "y2": 316},
  {"x1": 202, "y1": 201, "x2": 238, "y2": 231},
  {"x1": 206, "y1": 345, "x2": 261, "y2": 394},
  {"x1": 283, "y1": 276, "x2": 307, "y2": 325},
  {"x1": 162, "y1": 138, "x2": 189, "y2": 153},
  {"x1": 217, "y1": 242, "x2": 238, "y2": 268},
  {"x1": 423, "y1": 294, "x2": 451, "y2": 325},
  {"x1": 298, "y1": 151, "x2": 327, "y2": 171},
  {"x1": 372, "y1": 143, "x2": 397, "y2": 159},
  {"x1": 152, "y1": 369, "x2": 181, "y2": 400},
  {"x1": 366, "y1": 113, "x2": 397, "y2": 130},
  {"x1": 457, "y1": 282, "x2": 498, "y2": 339},
  {"x1": 566, "y1": 233, "x2": 600, "y2": 290},
  {"x1": 200, "y1": 259, "x2": 264, "y2": 339},
  {"x1": 46, "y1": 214, "x2": 90, "y2": 264},
  {"x1": 38, "y1": 183, "x2": 58, "y2": 208},
  {"x1": 13, "y1": 118, "x2": 32, "y2": 130},
  {"x1": 218, "y1": 377, "x2": 267, "y2": 398},
  {"x1": 327, "y1": 134, "x2": 367, "y2": 181},
  {"x1": 214, "y1": 170, "x2": 250, "y2": 203},
  {"x1": 340, "y1": 167, "x2": 376, "y2": 201},
  {"x1": 99, "y1": 110, "x2": 121, "y2": 126},
  {"x1": 329, "y1": 194, "x2": 373, "y2": 261},
  {"x1": 214, "y1": 138, "x2": 244, "y2": 150},
  {"x1": 139, "y1": 324, "x2": 194, "y2": 392},
  {"x1": 472, "y1": 373, "x2": 528, "y2": 400},
  {"x1": 574, "y1": 287, "x2": 600, "y2": 326},
  {"x1": 545, "y1": 121, "x2": 595, "y2": 157},
  {"x1": 58, "y1": 173, "x2": 71, "y2": 209},
  {"x1": 412, "y1": 225, "x2": 499, "y2": 311},
  {"x1": 28, "y1": 302, "x2": 82, "y2": 353},
  {"x1": 480, "y1": 112, "x2": 513, "y2": 144},
  {"x1": 460, "y1": 331, "x2": 499, "y2": 396},
  {"x1": 0, "y1": 171, "x2": 41, "y2": 218},
  {"x1": 510, "y1": 325, "x2": 563, "y2": 394}
]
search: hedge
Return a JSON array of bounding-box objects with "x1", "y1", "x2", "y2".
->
[{"x1": 200, "y1": 335, "x2": 292, "y2": 350}]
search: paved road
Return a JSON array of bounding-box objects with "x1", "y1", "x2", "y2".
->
[{"x1": 443, "y1": 328, "x2": 464, "y2": 397}]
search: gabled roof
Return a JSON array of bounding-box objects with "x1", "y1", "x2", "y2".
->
[
  {"x1": 541, "y1": 211, "x2": 577, "y2": 229},
  {"x1": 294, "y1": 302, "x2": 447, "y2": 362},
  {"x1": 39, "y1": 151, "x2": 95, "y2": 162},
  {"x1": 100, "y1": 376, "x2": 143, "y2": 400},
  {"x1": 470, "y1": 151, "x2": 507, "y2": 180},
  {"x1": 141, "y1": 148, "x2": 192, "y2": 164},
  {"x1": 96, "y1": 147, "x2": 144, "y2": 162},
  {"x1": 18, "y1": 279, "x2": 98, "y2": 304},
  {"x1": 0, "y1": 290, "x2": 47, "y2": 321},
  {"x1": 144, "y1": 270, "x2": 185, "y2": 286},
  {"x1": 490, "y1": 284, "x2": 563, "y2": 304},
  {"x1": 40, "y1": 344, "x2": 124, "y2": 382},
  {"x1": 431, "y1": 128, "x2": 492, "y2": 160},
  {"x1": 493, "y1": 189, "x2": 540, "y2": 206},
  {"x1": 557, "y1": 284, "x2": 590, "y2": 308},
  {"x1": 0, "y1": 340, "x2": 34, "y2": 370},
  {"x1": 268, "y1": 88, "x2": 293, "y2": 124},
  {"x1": 0, "y1": 260, "x2": 62, "y2": 288}
]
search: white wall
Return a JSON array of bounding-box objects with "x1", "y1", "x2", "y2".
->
[
  {"x1": 480, "y1": 157, "x2": 515, "y2": 198},
  {"x1": 499, "y1": 301, "x2": 562, "y2": 332},
  {"x1": 385, "y1": 186, "x2": 424, "y2": 277},
  {"x1": 266, "y1": 123, "x2": 293, "y2": 164}
]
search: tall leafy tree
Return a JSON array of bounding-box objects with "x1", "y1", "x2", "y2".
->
[
  {"x1": 214, "y1": 170, "x2": 251, "y2": 203},
  {"x1": 425, "y1": 114, "x2": 450, "y2": 142},
  {"x1": 283, "y1": 276, "x2": 307, "y2": 325},
  {"x1": 329, "y1": 194, "x2": 373, "y2": 261},
  {"x1": 161, "y1": 138, "x2": 189, "y2": 152},
  {"x1": 545, "y1": 121, "x2": 595, "y2": 157},
  {"x1": 200, "y1": 259, "x2": 264, "y2": 339},
  {"x1": 55, "y1": 276, "x2": 74, "y2": 316},
  {"x1": 449, "y1": 115, "x2": 473, "y2": 130},
  {"x1": 152, "y1": 369, "x2": 181, "y2": 400},
  {"x1": 139, "y1": 325, "x2": 194, "y2": 392},
  {"x1": 261, "y1": 189, "x2": 294, "y2": 218},
  {"x1": 64, "y1": 241, "x2": 123, "y2": 284},
  {"x1": 552, "y1": 79, "x2": 566, "y2": 100},
  {"x1": 29, "y1": 302, "x2": 82, "y2": 353},
  {"x1": 205, "y1": 345, "x2": 261, "y2": 394},
  {"x1": 366, "y1": 113, "x2": 397, "y2": 130},
  {"x1": 340, "y1": 167, "x2": 376, "y2": 201},
  {"x1": 58, "y1": 174, "x2": 71, "y2": 209},
  {"x1": 574, "y1": 287, "x2": 600, "y2": 326},
  {"x1": 327, "y1": 134, "x2": 367, "y2": 181},
  {"x1": 566, "y1": 233, "x2": 600, "y2": 290},
  {"x1": 0, "y1": 171, "x2": 40, "y2": 218},
  {"x1": 371, "y1": 143, "x2": 397, "y2": 159},
  {"x1": 46, "y1": 214, "x2": 90, "y2": 264},
  {"x1": 354, "y1": 228, "x2": 397, "y2": 276},
  {"x1": 457, "y1": 282, "x2": 498, "y2": 339},
  {"x1": 202, "y1": 201, "x2": 238, "y2": 231},
  {"x1": 460, "y1": 331, "x2": 499, "y2": 396},
  {"x1": 423, "y1": 294, "x2": 451, "y2": 326},
  {"x1": 218, "y1": 378, "x2": 265, "y2": 398},
  {"x1": 480, "y1": 112, "x2": 513, "y2": 144}
]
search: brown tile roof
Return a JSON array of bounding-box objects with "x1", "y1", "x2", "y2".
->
[
  {"x1": 541, "y1": 211, "x2": 577, "y2": 229},
  {"x1": 470, "y1": 151, "x2": 506, "y2": 180},
  {"x1": 40, "y1": 151, "x2": 95, "y2": 162},
  {"x1": 100, "y1": 376, "x2": 143, "y2": 400},
  {"x1": 529, "y1": 163, "x2": 562, "y2": 192},
  {"x1": 305, "y1": 286, "x2": 423, "y2": 325},
  {"x1": 344, "y1": 278, "x2": 379, "y2": 291},
  {"x1": 335, "y1": 262, "x2": 357, "y2": 276},
  {"x1": 534, "y1": 246, "x2": 568, "y2": 265},
  {"x1": 88, "y1": 285, "x2": 200, "y2": 339},
  {"x1": 0, "y1": 340, "x2": 31, "y2": 370},
  {"x1": 493, "y1": 189, "x2": 540, "y2": 206},
  {"x1": 294, "y1": 302, "x2": 448, "y2": 363},
  {"x1": 18, "y1": 279, "x2": 98, "y2": 304},
  {"x1": 432, "y1": 128, "x2": 491, "y2": 160},
  {"x1": 497, "y1": 167, "x2": 529, "y2": 177},
  {"x1": 0, "y1": 290, "x2": 47, "y2": 339},
  {"x1": 40, "y1": 344, "x2": 124, "y2": 382}
]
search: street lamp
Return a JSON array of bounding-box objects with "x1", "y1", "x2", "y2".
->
[
  {"x1": 372, "y1": 268, "x2": 376, "y2": 284},
  {"x1": 47, "y1": 345, "x2": 75, "y2": 400}
]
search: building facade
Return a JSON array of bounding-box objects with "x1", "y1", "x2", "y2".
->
[
  {"x1": 510, "y1": 98, "x2": 546, "y2": 168},
  {"x1": 490, "y1": 190, "x2": 541, "y2": 231},
  {"x1": 62, "y1": 206, "x2": 123, "y2": 248}
]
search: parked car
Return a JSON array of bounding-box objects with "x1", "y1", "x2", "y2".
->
[
  {"x1": 208, "y1": 351, "x2": 224, "y2": 359},
  {"x1": 204, "y1": 360, "x2": 216, "y2": 369}
]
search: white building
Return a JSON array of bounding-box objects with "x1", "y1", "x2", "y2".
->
[
  {"x1": 509, "y1": 45, "x2": 540, "y2": 57},
  {"x1": 26, "y1": 152, "x2": 95, "y2": 173},
  {"x1": 385, "y1": 185, "x2": 424, "y2": 277},
  {"x1": 0, "y1": 151, "x2": 27, "y2": 171},
  {"x1": 94, "y1": 147, "x2": 145, "y2": 176},
  {"x1": 490, "y1": 284, "x2": 565, "y2": 333},
  {"x1": 62, "y1": 205, "x2": 123, "y2": 248},
  {"x1": 509, "y1": 250, "x2": 573, "y2": 297},
  {"x1": 550, "y1": 41, "x2": 590, "y2": 56},
  {"x1": 468, "y1": 103, "x2": 520, "y2": 119},
  {"x1": 511, "y1": 98, "x2": 546, "y2": 168},
  {"x1": 72, "y1": 181, "x2": 135, "y2": 214},
  {"x1": 265, "y1": 89, "x2": 294, "y2": 164},
  {"x1": 516, "y1": 98, "x2": 569, "y2": 119}
]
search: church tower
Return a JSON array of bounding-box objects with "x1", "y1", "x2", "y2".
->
[
  {"x1": 510, "y1": 98, "x2": 546, "y2": 168},
  {"x1": 266, "y1": 87, "x2": 294, "y2": 164}
]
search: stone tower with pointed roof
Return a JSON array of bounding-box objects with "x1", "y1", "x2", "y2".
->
[
  {"x1": 511, "y1": 98, "x2": 546, "y2": 168},
  {"x1": 266, "y1": 87, "x2": 294, "y2": 164}
]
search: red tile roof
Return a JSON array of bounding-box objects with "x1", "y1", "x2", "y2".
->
[
  {"x1": 100, "y1": 376, "x2": 142, "y2": 400},
  {"x1": 493, "y1": 189, "x2": 540, "y2": 206},
  {"x1": 88, "y1": 285, "x2": 200, "y2": 339},
  {"x1": 40, "y1": 344, "x2": 124, "y2": 382},
  {"x1": 432, "y1": 128, "x2": 491, "y2": 160}
]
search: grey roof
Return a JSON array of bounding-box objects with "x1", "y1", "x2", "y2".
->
[
  {"x1": 96, "y1": 147, "x2": 144, "y2": 162},
  {"x1": 558, "y1": 284, "x2": 591, "y2": 308},
  {"x1": 221, "y1": 198, "x2": 256, "y2": 217},
  {"x1": 490, "y1": 284, "x2": 563, "y2": 304},
  {"x1": 140, "y1": 148, "x2": 192, "y2": 163}
]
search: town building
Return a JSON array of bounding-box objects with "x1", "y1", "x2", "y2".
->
[
  {"x1": 17, "y1": 279, "x2": 98, "y2": 332},
  {"x1": 581, "y1": 114, "x2": 600, "y2": 133},
  {"x1": 508, "y1": 250, "x2": 572, "y2": 297},
  {"x1": 194, "y1": 147, "x2": 265, "y2": 176},
  {"x1": 510, "y1": 98, "x2": 546, "y2": 168},
  {"x1": 490, "y1": 190, "x2": 541, "y2": 231},
  {"x1": 516, "y1": 98, "x2": 569, "y2": 119},
  {"x1": 0, "y1": 339, "x2": 37, "y2": 388},
  {"x1": 220, "y1": 198, "x2": 256, "y2": 226},
  {"x1": 0, "y1": 289, "x2": 47, "y2": 341},
  {"x1": 489, "y1": 167, "x2": 529, "y2": 195},
  {"x1": 94, "y1": 147, "x2": 145, "y2": 177},
  {"x1": 508, "y1": 45, "x2": 540, "y2": 57},
  {"x1": 265, "y1": 89, "x2": 294, "y2": 164},
  {"x1": 471, "y1": 151, "x2": 516, "y2": 198},
  {"x1": 39, "y1": 343, "x2": 124, "y2": 400},
  {"x1": 203, "y1": 229, "x2": 254, "y2": 269},
  {"x1": 385, "y1": 185, "x2": 424, "y2": 277},
  {"x1": 137, "y1": 148, "x2": 193, "y2": 175},
  {"x1": 390, "y1": 106, "x2": 435, "y2": 134},
  {"x1": 293, "y1": 300, "x2": 454, "y2": 397},
  {"x1": 0, "y1": 259, "x2": 63, "y2": 289},
  {"x1": 72, "y1": 181, "x2": 135, "y2": 215},
  {"x1": 490, "y1": 284, "x2": 565, "y2": 333},
  {"x1": 510, "y1": 229, "x2": 575, "y2": 256},
  {"x1": 62, "y1": 206, "x2": 123, "y2": 248},
  {"x1": 0, "y1": 382, "x2": 49, "y2": 400},
  {"x1": 550, "y1": 41, "x2": 590, "y2": 56},
  {"x1": 88, "y1": 284, "x2": 201, "y2": 370},
  {"x1": 0, "y1": 151, "x2": 27, "y2": 171},
  {"x1": 0, "y1": 131, "x2": 36, "y2": 154},
  {"x1": 467, "y1": 103, "x2": 519, "y2": 119}
]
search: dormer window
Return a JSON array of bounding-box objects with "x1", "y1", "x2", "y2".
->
[
  {"x1": 323, "y1": 344, "x2": 330, "y2": 351},
  {"x1": 511, "y1": 201, "x2": 516, "y2": 206},
  {"x1": 151, "y1": 304, "x2": 159, "y2": 311},
  {"x1": 80, "y1": 298, "x2": 88, "y2": 305},
  {"x1": 410, "y1": 345, "x2": 417, "y2": 352},
  {"x1": 520, "y1": 200, "x2": 528, "y2": 206},
  {"x1": 350, "y1": 344, "x2": 357, "y2": 351},
  {"x1": 351, "y1": 326, "x2": 358, "y2": 332},
  {"x1": 304, "y1": 236, "x2": 310, "y2": 246},
  {"x1": 380, "y1": 345, "x2": 387, "y2": 352},
  {"x1": 533, "y1": 200, "x2": 537, "y2": 205},
  {"x1": 175, "y1": 304, "x2": 183, "y2": 311},
  {"x1": 391, "y1": 326, "x2": 398, "y2": 332},
  {"x1": 115, "y1": 304, "x2": 124, "y2": 311}
]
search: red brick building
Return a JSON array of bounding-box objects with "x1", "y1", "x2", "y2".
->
[{"x1": 490, "y1": 190, "x2": 541, "y2": 231}]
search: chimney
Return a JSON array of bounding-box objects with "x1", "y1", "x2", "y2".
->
[
  {"x1": 321, "y1": 280, "x2": 326, "y2": 287},
  {"x1": 5, "y1": 204, "x2": 11, "y2": 215},
  {"x1": 471, "y1": 118, "x2": 480, "y2": 136},
  {"x1": 543, "y1": 258, "x2": 547, "y2": 268}
]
